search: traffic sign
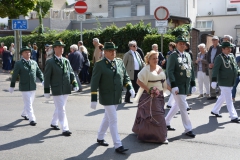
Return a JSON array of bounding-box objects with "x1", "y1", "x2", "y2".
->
[
  {"x1": 155, "y1": 20, "x2": 168, "y2": 27},
  {"x1": 77, "y1": 14, "x2": 86, "y2": 21},
  {"x1": 74, "y1": 1, "x2": 88, "y2": 14},
  {"x1": 157, "y1": 27, "x2": 167, "y2": 34},
  {"x1": 154, "y1": 6, "x2": 169, "y2": 20},
  {"x1": 12, "y1": 19, "x2": 28, "y2": 30}
]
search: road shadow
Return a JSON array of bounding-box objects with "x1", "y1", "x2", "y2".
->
[
  {"x1": 0, "y1": 119, "x2": 28, "y2": 131},
  {"x1": 66, "y1": 134, "x2": 161, "y2": 160},
  {"x1": 0, "y1": 128, "x2": 61, "y2": 151}
]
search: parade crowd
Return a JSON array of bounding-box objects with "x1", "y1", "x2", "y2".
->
[{"x1": 1, "y1": 34, "x2": 240, "y2": 153}]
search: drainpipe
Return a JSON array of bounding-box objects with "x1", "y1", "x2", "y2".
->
[{"x1": 186, "y1": 0, "x2": 188, "y2": 17}]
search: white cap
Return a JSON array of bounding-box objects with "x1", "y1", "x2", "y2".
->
[{"x1": 212, "y1": 36, "x2": 219, "y2": 40}]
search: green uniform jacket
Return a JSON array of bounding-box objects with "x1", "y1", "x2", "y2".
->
[
  {"x1": 10, "y1": 59, "x2": 43, "y2": 91},
  {"x1": 91, "y1": 57, "x2": 133, "y2": 105},
  {"x1": 212, "y1": 53, "x2": 239, "y2": 86},
  {"x1": 167, "y1": 50, "x2": 195, "y2": 95},
  {"x1": 44, "y1": 56, "x2": 78, "y2": 96}
]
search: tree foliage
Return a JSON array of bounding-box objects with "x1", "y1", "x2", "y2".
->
[
  {"x1": 167, "y1": 24, "x2": 192, "y2": 38},
  {"x1": 0, "y1": 0, "x2": 37, "y2": 19},
  {"x1": 33, "y1": 0, "x2": 53, "y2": 18}
]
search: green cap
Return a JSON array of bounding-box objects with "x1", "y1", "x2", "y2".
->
[
  {"x1": 103, "y1": 42, "x2": 118, "y2": 50},
  {"x1": 20, "y1": 46, "x2": 31, "y2": 54},
  {"x1": 221, "y1": 41, "x2": 233, "y2": 48},
  {"x1": 175, "y1": 35, "x2": 189, "y2": 43},
  {"x1": 52, "y1": 40, "x2": 66, "y2": 47}
]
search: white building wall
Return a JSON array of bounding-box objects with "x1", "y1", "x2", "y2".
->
[
  {"x1": 197, "y1": 15, "x2": 240, "y2": 40},
  {"x1": 84, "y1": 0, "x2": 108, "y2": 17},
  {"x1": 187, "y1": 0, "x2": 198, "y2": 27}
]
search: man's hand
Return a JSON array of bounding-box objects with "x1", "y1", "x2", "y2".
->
[
  {"x1": 41, "y1": 81, "x2": 44, "y2": 87},
  {"x1": 91, "y1": 102, "x2": 97, "y2": 110},
  {"x1": 211, "y1": 82, "x2": 217, "y2": 89},
  {"x1": 191, "y1": 86, "x2": 197, "y2": 93},
  {"x1": 9, "y1": 87, "x2": 14, "y2": 94},
  {"x1": 44, "y1": 93, "x2": 50, "y2": 99},
  {"x1": 73, "y1": 87, "x2": 79, "y2": 91},
  {"x1": 161, "y1": 60, "x2": 166, "y2": 65},
  {"x1": 171, "y1": 87, "x2": 179, "y2": 95},
  {"x1": 209, "y1": 63, "x2": 214, "y2": 69},
  {"x1": 129, "y1": 89, "x2": 135, "y2": 98}
]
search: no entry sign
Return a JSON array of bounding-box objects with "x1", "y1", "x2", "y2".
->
[
  {"x1": 154, "y1": 6, "x2": 169, "y2": 20},
  {"x1": 74, "y1": 1, "x2": 88, "y2": 14}
]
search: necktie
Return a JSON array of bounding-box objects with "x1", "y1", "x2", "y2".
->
[
  {"x1": 111, "y1": 60, "x2": 115, "y2": 68},
  {"x1": 26, "y1": 60, "x2": 30, "y2": 66},
  {"x1": 134, "y1": 52, "x2": 141, "y2": 68},
  {"x1": 59, "y1": 58, "x2": 62, "y2": 64}
]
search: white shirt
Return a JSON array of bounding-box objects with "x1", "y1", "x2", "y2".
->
[
  {"x1": 131, "y1": 50, "x2": 140, "y2": 70},
  {"x1": 54, "y1": 55, "x2": 63, "y2": 62}
]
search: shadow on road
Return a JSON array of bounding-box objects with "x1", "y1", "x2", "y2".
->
[
  {"x1": 0, "y1": 128, "x2": 61, "y2": 151},
  {"x1": 0, "y1": 119, "x2": 28, "y2": 131}
]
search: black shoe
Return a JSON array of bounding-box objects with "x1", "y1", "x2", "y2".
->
[
  {"x1": 115, "y1": 146, "x2": 129, "y2": 153},
  {"x1": 125, "y1": 101, "x2": 133, "y2": 104},
  {"x1": 62, "y1": 131, "x2": 72, "y2": 136},
  {"x1": 167, "y1": 125, "x2": 176, "y2": 131},
  {"x1": 50, "y1": 124, "x2": 60, "y2": 130},
  {"x1": 166, "y1": 105, "x2": 171, "y2": 109},
  {"x1": 211, "y1": 111, "x2": 222, "y2": 117},
  {"x1": 97, "y1": 139, "x2": 109, "y2": 146},
  {"x1": 185, "y1": 131, "x2": 196, "y2": 138},
  {"x1": 29, "y1": 121, "x2": 37, "y2": 126},
  {"x1": 21, "y1": 115, "x2": 29, "y2": 120},
  {"x1": 231, "y1": 118, "x2": 240, "y2": 123},
  {"x1": 207, "y1": 97, "x2": 217, "y2": 100},
  {"x1": 187, "y1": 107, "x2": 192, "y2": 111}
]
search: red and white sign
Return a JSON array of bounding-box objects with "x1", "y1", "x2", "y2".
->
[
  {"x1": 74, "y1": 1, "x2": 88, "y2": 14},
  {"x1": 154, "y1": 6, "x2": 169, "y2": 20}
]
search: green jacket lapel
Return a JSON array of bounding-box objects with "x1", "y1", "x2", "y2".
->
[{"x1": 54, "y1": 56, "x2": 64, "y2": 70}]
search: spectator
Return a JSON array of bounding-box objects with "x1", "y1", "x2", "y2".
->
[
  {"x1": 123, "y1": 41, "x2": 145, "y2": 103},
  {"x1": 9, "y1": 43, "x2": 15, "y2": 68},
  {"x1": 98, "y1": 44, "x2": 104, "y2": 59},
  {"x1": 152, "y1": 44, "x2": 166, "y2": 69},
  {"x1": 31, "y1": 44, "x2": 38, "y2": 62},
  {"x1": 232, "y1": 56, "x2": 240, "y2": 103},
  {"x1": 132, "y1": 40, "x2": 144, "y2": 61},
  {"x1": 207, "y1": 36, "x2": 222, "y2": 100},
  {"x1": 80, "y1": 46, "x2": 90, "y2": 84},
  {"x1": 92, "y1": 38, "x2": 101, "y2": 63},
  {"x1": 2, "y1": 46, "x2": 12, "y2": 73},
  {"x1": 78, "y1": 41, "x2": 83, "y2": 51},
  {"x1": 46, "y1": 45, "x2": 53, "y2": 61},
  {"x1": 68, "y1": 44, "x2": 84, "y2": 92},
  {"x1": 0, "y1": 42, "x2": 4, "y2": 59},
  {"x1": 222, "y1": 35, "x2": 236, "y2": 56},
  {"x1": 195, "y1": 43, "x2": 210, "y2": 98}
]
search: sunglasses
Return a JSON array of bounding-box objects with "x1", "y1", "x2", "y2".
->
[{"x1": 132, "y1": 45, "x2": 136, "y2": 47}]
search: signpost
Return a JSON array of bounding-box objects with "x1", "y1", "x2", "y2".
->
[
  {"x1": 154, "y1": 6, "x2": 169, "y2": 54},
  {"x1": 74, "y1": 0, "x2": 88, "y2": 41},
  {"x1": 12, "y1": 19, "x2": 28, "y2": 61}
]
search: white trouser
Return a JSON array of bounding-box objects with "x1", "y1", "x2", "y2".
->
[
  {"x1": 167, "y1": 94, "x2": 175, "y2": 107},
  {"x1": 197, "y1": 71, "x2": 210, "y2": 94},
  {"x1": 165, "y1": 94, "x2": 192, "y2": 132},
  {"x1": 211, "y1": 86, "x2": 238, "y2": 120},
  {"x1": 52, "y1": 95, "x2": 69, "y2": 132},
  {"x1": 21, "y1": 91, "x2": 36, "y2": 122},
  {"x1": 97, "y1": 105, "x2": 122, "y2": 148}
]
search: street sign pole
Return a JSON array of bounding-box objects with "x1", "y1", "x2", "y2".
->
[
  {"x1": 80, "y1": 20, "x2": 82, "y2": 41},
  {"x1": 161, "y1": 34, "x2": 163, "y2": 55}
]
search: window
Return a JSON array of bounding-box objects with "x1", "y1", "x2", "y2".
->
[
  {"x1": 114, "y1": 6, "x2": 131, "y2": 18},
  {"x1": 196, "y1": 20, "x2": 213, "y2": 31},
  {"x1": 193, "y1": 0, "x2": 195, "y2": 8},
  {"x1": 137, "y1": 5, "x2": 145, "y2": 16}
]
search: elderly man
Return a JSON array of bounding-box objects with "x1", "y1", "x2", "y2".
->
[
  {"x1": 207, "y1": 36, "x2": 222, "y2": 100},
  {"x1": 165, "y1": 36, "x2": 197, "y2": 138},
  {"x1": 44, "y1": 40, "x2": 79, "y2": 136},
  {"x1": 68, "y1": 44, "x2": 84, "y2": 92},
  {"x1": 210, "y1": 42, "x2": 240, "y2": 123},
  {"x1": 92, "y1": 38, "x2": 102, "y2": 63},
  {"x1": 9, "y1": 46, "x2": 44, "y2": 126},
  {"x1": 152, "y1": 44, "x2": 166, "y2": 69},
  {"x1": 91, "y1": 42, "x2": 135, "y2": 153},
  {"x1": 222, "y1": 35, "x2": 236, "y2": 56}
]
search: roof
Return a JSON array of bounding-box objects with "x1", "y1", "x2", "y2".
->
[{"x1": 168, "y1": 15, "x2": 192, "y2": 24}]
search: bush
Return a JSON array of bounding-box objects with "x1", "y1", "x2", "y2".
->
[{"x1": 142, "y1": 34, "x2": 175, "y2": 56}]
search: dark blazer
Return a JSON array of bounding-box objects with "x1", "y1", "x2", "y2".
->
[
  {"x1": 68, "y1": 50, "x2": 84, "y2": 71},
  {"x1": 207, "y1": 45, "x2": 222, "y2": 65},
  {"x1": 158, "y1": 52, "x2": 166, "y2": 69},
  {"x1": 136, "y1": 47, "x2": 144, "y2": 60}
]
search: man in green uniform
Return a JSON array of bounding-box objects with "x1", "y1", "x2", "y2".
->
[
  {"x1": 9, "y1": 46, "x2": 44, "y2": 126},
  {"x1": 44, "y1": 40, "x2": 79, "y2": 136},
  {"x1": 165, "y1": 36, "x2": 197, "y2": 138},
  {"x1": 211, "y1": 42, "x2": 240, "y2": 123},
  {"x1": 91, "y1": 42, "x2": 135, "y2": 153}
]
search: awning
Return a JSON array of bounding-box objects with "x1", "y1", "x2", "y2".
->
[{"x1": 234, "y1": 25, "x2": 240, "y2": 29}]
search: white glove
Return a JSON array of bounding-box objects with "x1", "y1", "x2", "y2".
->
[
  {"x1": 191, "y1": 86, "x2": 197, "y2": 93},
  {"x1": 73, "y1": 87, "x2": 79, "y2": 91},
  {"x1": 9, "y1": 87, "x2": 14, "y2": 94},
  {"x1": 129, "y1": 89, "x2": 135, "y2": 98},
  {"x1": 211, "y1": 82, "x2": 217, "y2": 89},
  {"x1": 44, "y1": 93, "x2": 50, "y2": 99},
  {"x1": 171, "y1": 87, "x2": 179, "y2": 95},
  {"x1": 91, "y1": 102, "x2": 97, "y2": 110},
  {"x1": 41, "y1": 81, "x2": 44, "y2": 87}
]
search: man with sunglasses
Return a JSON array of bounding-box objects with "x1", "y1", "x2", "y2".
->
[{"x1": 123, "y1": 41, "x2": 145, "y2": 103}]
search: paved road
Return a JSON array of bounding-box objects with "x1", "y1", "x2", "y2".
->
[{"x1": 0, "y1": 71, "x2": 240, "y2": 160}]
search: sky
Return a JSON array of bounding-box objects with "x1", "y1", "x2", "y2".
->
[{"x1": 0, "y1": 0, "x2": 76, "y2": 25}]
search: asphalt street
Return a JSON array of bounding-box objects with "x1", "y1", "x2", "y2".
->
[{"x1": 0, "y1": 71, "x2": 240, "y2": 160}]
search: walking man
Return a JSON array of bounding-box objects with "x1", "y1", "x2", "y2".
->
[
  {"x1": 44, "y1": 41, "x2": 79, "y2": 136},
  {"x1": 165, "y1": 36, "x2": 197, "y2": 138},
  {"x1": 210, "y1": 42, "x2": 240, "y2": 123},
  {"x1": 9, "y1": 46, "x2": 44, "y2": 126},
  {"x1": 91, "y1": 42, "x2": 135, "y2": 153}
]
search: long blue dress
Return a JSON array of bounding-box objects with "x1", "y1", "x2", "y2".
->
[{"x1": 2, "y1": 50, "x2": 12, "y2": 71}]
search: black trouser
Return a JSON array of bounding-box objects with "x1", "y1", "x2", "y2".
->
[{"x1": 125, "y1": 70, "x2": 140, "y2": 102}]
